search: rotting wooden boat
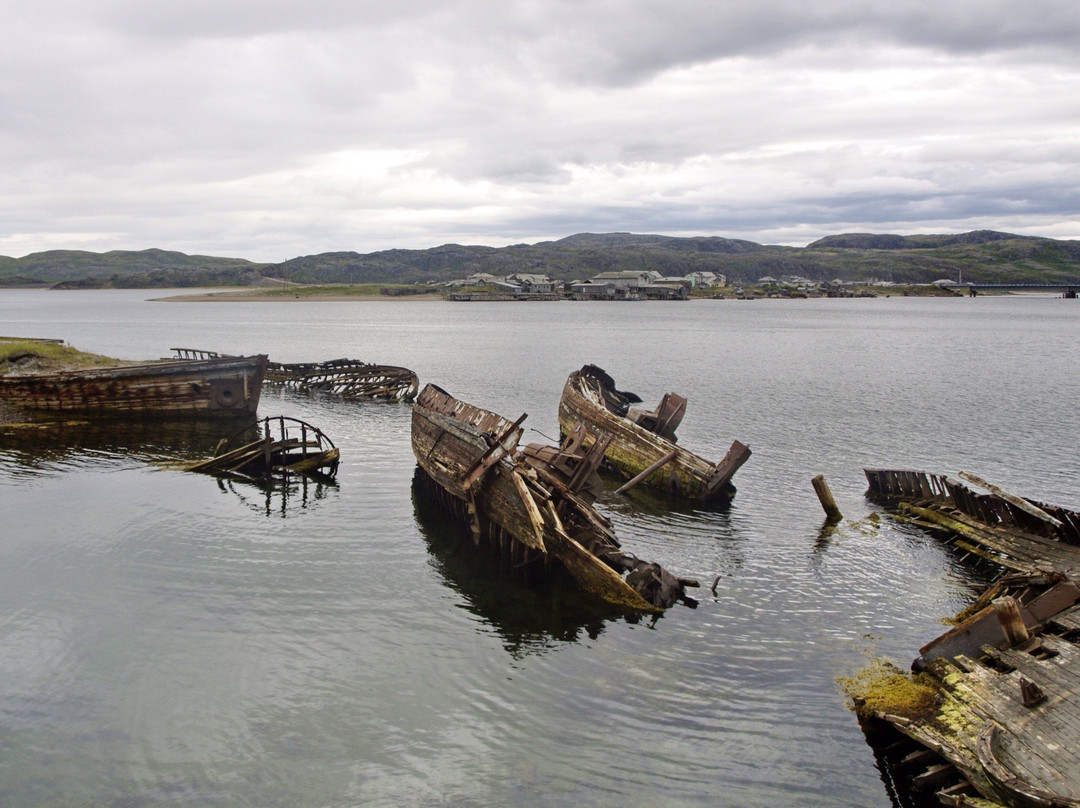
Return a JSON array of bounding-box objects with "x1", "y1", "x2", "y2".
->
[
  {"x1": 558, "y1": 365, "x2": 750, "y2": 504},
  {"x1": 864, "y1": 467, "x2": 1080, "y2": 575},
  {"x1": 174, "y1": 349, "x2": 419, "y2": 401},
  {"x1": 184, "y1": 415, "x2": 339, "y2": 480},
  {"x1": 850, "y1": 468, "x2": 1080, "y2": 807},
  {"x1": 0, "y1": 353, "x2": 267, "y2": 418},
  {"x1": 410, "y1": 383, "x2": 696, "y2": 612}
]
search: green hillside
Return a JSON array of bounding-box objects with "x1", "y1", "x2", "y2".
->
[
  {"x1": 2, "y1": 231, "x2": 1079, "y2": 288},
  {"x1": 0, "y1": 248, "x2": 268, "y2": 287}
]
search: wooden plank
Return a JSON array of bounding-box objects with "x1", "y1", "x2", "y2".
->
[
  {"x1": 614, "y1": 449, "x2": 677, "y2": 495},
  {"x1": 959, "y1": 471, "x2": 1064, "y2": 530}
]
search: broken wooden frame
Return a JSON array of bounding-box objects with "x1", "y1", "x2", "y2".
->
[
  {"x1": 173, "y1": 348, "x2": 419, "y2": 402},
  {"x1": 184, "y1": 415, "x2": 339, "y2": 481},
  {"x1": 411, "y1": 383, "x2": 697, "y2": 612},
  {"x1": 558, "y1": 364, "x2": 751, "y2": 505},
  {"x1": 858, "y1": 467, "x2": 1080, "y2": 807}
]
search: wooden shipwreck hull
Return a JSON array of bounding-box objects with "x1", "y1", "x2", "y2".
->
[
  {"x1": 264, "y1": 359, "x2": 419, "y2": 401},
  {"x1": 173, "y1": 349, "x2": 419, "y2": 402},
  {"x1": 0, "y1": 354, "x2": 267, "y2": 418},
  {"x1": 184, "y1": 416, "x2": 339, "y2": 480},
  {"x1": 411, "y1": 383, "x2": 694, "y2": 613},
  {"x1": 558, "y1": 365, "x2": 750, "y2": 504},
  {"x1": 856, "y1": 467, "x2": 1080, "y2": 807}
]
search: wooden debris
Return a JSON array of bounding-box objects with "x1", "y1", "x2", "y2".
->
[
  {"x1": 184, "y1": 415, "x2": 339, "y2": 480},
  {"x1": 854, "y1": 467, "x2": 1080, "y2": 807},
  {"x1": 558, "y1": 364, "x2": 750, "y2": 505},
  {"x1": 411, "y1": 383, "x2": 694, "y2": 612},
  {"x1": 173, "y1": 348, "x2": 419, "y2": 402},
  {"x1": 812, "y1": 474, "x2": 843, "y2": 523}
]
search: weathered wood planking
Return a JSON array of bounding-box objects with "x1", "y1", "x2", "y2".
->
[
  {"x1": 411, "y1": 383, "x2": 692, "y2": 612},
  {"x1": 558, "y1": 364, "x2": 750, "y2": 504},
  {"x1": 0, "y1": 354, "x2": 267, "y2": 418},
  {"x1": 859, "y1": 467, "x2": 1080, "y2": 806}
]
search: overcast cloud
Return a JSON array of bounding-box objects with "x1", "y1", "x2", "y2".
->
[{"x1": 2, "y1": 0, "x2": 1078, "y2": 261}]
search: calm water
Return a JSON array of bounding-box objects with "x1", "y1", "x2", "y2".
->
[{"x1": 1, "y1": 290, "x2": 1078, "y2": 807}]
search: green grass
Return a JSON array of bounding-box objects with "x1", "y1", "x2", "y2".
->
[{"x1": 0, "y1": 338, "x2": 120, "y2": 374}]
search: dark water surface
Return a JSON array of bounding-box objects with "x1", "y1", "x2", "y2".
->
[{"x1": 1, "y1": 290, "x2": 1078, "y2": 807}]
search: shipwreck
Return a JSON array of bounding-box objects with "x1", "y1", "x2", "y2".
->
[
  {"x1": 851, "y1": 468, "x2": 1080, "y2": 807},
  {"x1": 411, "y1": 383, "x2": 696, "y2": 612},
  {"x1": 184, "y1": 415, "x2": 339, "y2": 480},
  {"x1": 1, "y1": 349, "x2": 267, "y2": 419},
  {"x1": 173, "y1": 349, "x2": 419, "y2": 401},
  {"x1": 558, "y1": 365, "x2": 750, "y2": 505}
]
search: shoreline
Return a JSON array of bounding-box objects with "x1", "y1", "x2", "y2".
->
[{"x1": 151, "y1": 288, "x2": 446, "y2": 302}]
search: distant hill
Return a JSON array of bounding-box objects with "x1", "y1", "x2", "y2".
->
[
  {"x1": 0, "y1": 248, "x2": 268, "y2": 287},
  {"x1": 2, "y1": 231, "x2": 1079, "y2": 287}
]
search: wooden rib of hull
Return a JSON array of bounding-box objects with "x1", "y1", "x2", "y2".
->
[
  {"x1": 411, "y1": 383, "x2": 664, "y2": 613},
  {"x1": 265, "y1": 360, "x2": 419, "y2": 402},
  {"x1": 558, "y1": 367, "x2": 748, "y2": 503},
  {"x1": 0, "y1": 355, "x2": 268, "y2": 418}
]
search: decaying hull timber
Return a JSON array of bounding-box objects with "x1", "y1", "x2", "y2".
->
[
  {"x1": 185, "y1": 415, "x2": 339, "y2": 480},
  {"x1": 852, "y1": 468, "x2": 1080, "y2": 807},
  {"x1": 864, "y1": 468, "x2": 1080, "y2": 575},
  {"x1": 173, "y1": 349, "x2": 419, "y2": 402},
  {"x1": 558, "y1": 365, "x2": 750, "y2": 504},
  {"x1": 0, "y1": 354, "x2": 267, "y2": 418},
  {"x1": 265, "y1": 359, "x2": 419, "y2": 401},
  {"x1": 411, "y1": 383, "x2": 695, "y2": 612}
]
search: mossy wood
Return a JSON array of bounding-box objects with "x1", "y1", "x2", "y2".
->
[
  {"x1": 855, "y1": 466, "x2": 1080, "y2": 806},
  {"x1": 558, "y1": 365, "x2": 750, "y2": 505},
  {"x1": 411, "y1": 383, "x2": 690, "y2": 612}
]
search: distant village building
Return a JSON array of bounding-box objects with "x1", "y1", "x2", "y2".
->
[
  {"x1": 506, "y1": 273, "x2": 554, "y2": 294},
  {"x1": 686, "y1": 271, "x2": 724, "y2": 287},
  {"x1": 570, "y1": 280, "x2": 615, "y2": 300},
  {"x1": 592, "y1": 271, "x2": 652, "y2": 291},
  {"x1": 648, "y1": 277, "x2": 692, "y2": 299}
]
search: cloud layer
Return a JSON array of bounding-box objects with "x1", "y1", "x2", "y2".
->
[{"x1": 2, "y1": 1, "x2": 1079, "y2": 261}]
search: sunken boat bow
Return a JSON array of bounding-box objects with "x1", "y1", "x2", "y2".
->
[
  {"x1": 559, "y1": 365, "x2": 750, "y2": 504},
  {"x1": 411, "y1": 383, "x2": 693, "y2": 612},
  {"x1": 0, "y1": 354, "x2": 268, "y2": 418}
]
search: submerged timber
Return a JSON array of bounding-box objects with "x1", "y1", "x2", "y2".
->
[
  {"x1": 184, "y1": 416, "x2": 339, "y2": 480},
  {"x1": 0, "y1": 353, "x2": 267, "y2": 419},
  {"x1": 855, "y1": 468, "x2": 1080, "y2": 808},
  {"x1": 410, "y1": 383, "x2": 695, "y2": 612},
  {"x1": 174, "y1": 349, "x2": 419, "y2": 401},
  {"x1": 558, "y1": 365, "x2": 750, "y2": 505}
]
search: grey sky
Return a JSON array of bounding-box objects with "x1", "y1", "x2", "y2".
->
[{"x1": 2, "y1": 0, "x2": 1078, "y2": 262}]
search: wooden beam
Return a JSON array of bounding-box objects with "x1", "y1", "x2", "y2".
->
[
  {"x1": 958, "y1": 471, "x2": 1064, "y2": 530},
  {"x1": 615, "y1": 449, "x2": 678, "y2": 495}
]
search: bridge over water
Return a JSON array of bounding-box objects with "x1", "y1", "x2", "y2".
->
[{"x1": 955, "y1": 282, "x2": 1080, "y2": 297}]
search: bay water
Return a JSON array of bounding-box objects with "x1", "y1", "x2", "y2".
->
[{"x1": 1, "y1": 290, "x2": 1077, "y2": 807}]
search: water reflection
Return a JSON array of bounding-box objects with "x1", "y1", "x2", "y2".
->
[
  {"x1": 211, "y1": 472, "x2": 338, "y2": 518},
  {"x1": 0, "y1": 416, "x2": 251, "y2": 475},
  {"x1": 410, "y1": 468, "x2": 628, "y2": 658}
]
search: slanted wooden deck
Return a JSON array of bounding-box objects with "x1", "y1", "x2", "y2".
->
[{"x1": 855, "y1": 468, "x2": 1080, "y2": 807}]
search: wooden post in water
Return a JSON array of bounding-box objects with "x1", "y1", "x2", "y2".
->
[
  {"x1": 812, "y1": 475, "x2": 843, "y2": 523},
  {"x1": 993, "y1": 596, "x2": 1030, "y2": 647}
]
